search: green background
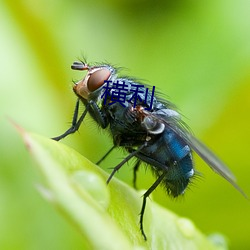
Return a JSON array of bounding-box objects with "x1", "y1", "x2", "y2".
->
[{"x1": 1, "y1": 0, "x2": 250, "y2": 249}]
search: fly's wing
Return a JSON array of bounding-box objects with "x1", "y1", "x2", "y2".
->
[
  {"x1": 150, "y1": 110, "x2": 247, "y2": 198},
  {"x1": 183, "y1": 132, "x2": 248, "y2": 197}
]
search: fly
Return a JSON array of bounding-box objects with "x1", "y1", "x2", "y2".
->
[{"x1": 52, "y1": 60, "x2": 247, "y2": 240}]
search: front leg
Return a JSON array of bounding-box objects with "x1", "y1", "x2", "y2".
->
[
  {"x1": 88, "y1": 100, "x2": 108, "y2": 129},
  {"x1": 52, "y1": 98, "x2": 109, "y2": 141},
  {"x1": 52, "y1": 99, "x2": 89, "y2": 141}
]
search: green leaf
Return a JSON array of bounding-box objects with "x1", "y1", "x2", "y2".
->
[{"x1": 19, "y1": 128, "x2": 226, "y2": 250}]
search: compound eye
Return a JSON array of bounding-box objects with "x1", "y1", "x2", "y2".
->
[{"x1": 87, "y1": 68, "x2": 111, "y2": 92}]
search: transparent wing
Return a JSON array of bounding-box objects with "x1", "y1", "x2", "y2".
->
[
  {"x1": 147, "y1": 109, "x2": 247, "y2": 198},
  {"x1": 169, "y1": 122, "x2": 247, "y2": 198}
]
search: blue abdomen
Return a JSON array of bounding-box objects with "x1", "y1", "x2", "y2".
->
[{"x1": 137, "y1": 128, "x2": 194, "y2": 197}]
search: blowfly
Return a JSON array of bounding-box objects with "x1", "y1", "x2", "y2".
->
[{"x1": 52, "y1": 60, "x2": 246, "y2": 240}]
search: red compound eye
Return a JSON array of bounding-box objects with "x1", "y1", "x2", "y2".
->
[{"x1": 87, "y1": 68, "x2": 111, "y2": 92}]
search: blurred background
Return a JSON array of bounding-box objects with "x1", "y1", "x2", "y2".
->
[{"x1": 1, "y1": 0, "x2": 250, "y2": 249}]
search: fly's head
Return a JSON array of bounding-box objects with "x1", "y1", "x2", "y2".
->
[{"x1": 72, "y1": 61, "x2": 116, "y2": 101}]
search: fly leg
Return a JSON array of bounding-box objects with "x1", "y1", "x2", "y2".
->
[
  {"x1": 96, "y1": 145, "x2": 116, "y2": 165},
  {"x1": 133, "y1": 160, "x2": 141, "y2": 189},
  {"x1": 52, "y1": 99, "x2": 88, "y2": 141},
  {"x1": 107, "y1": 144, "x2": 146, "y2": 184},
  {"x1": 52, "y1": 99, "x2": 108, "y2": 141},
  {"x1": 140, "y1": 172, "x2": 167, "y2": 240}
]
